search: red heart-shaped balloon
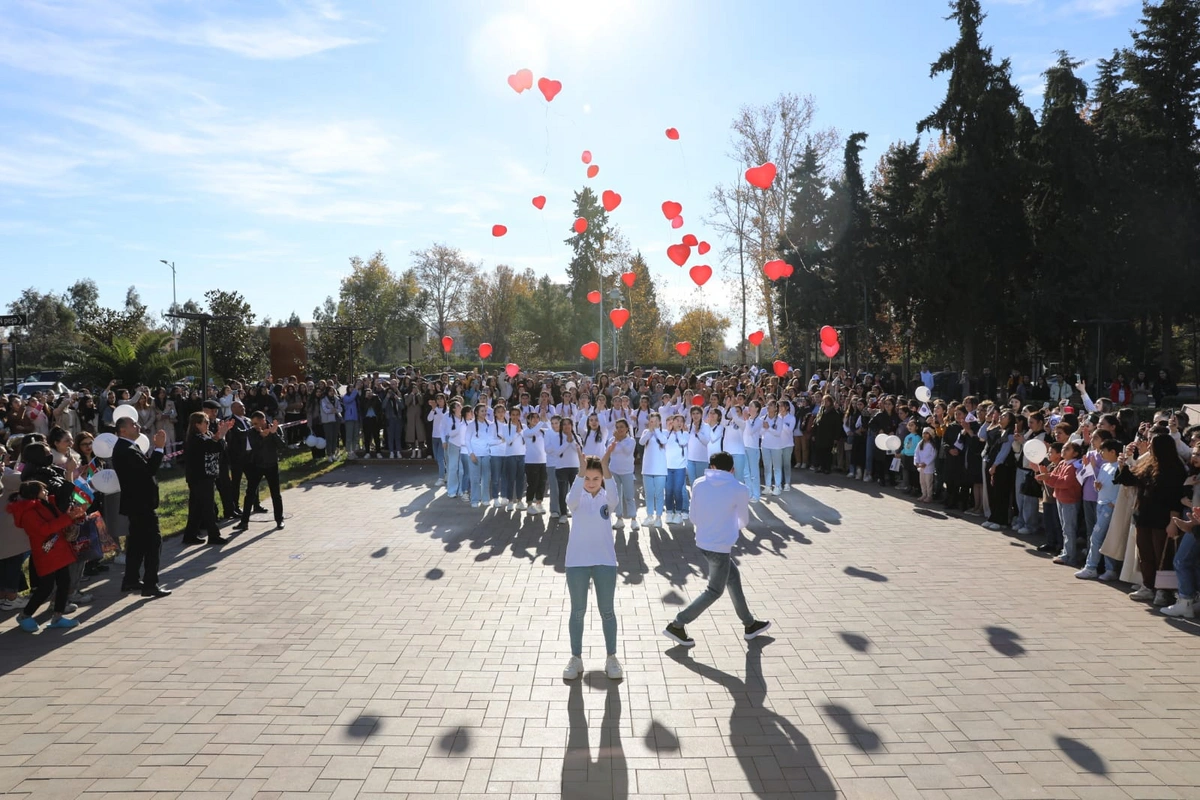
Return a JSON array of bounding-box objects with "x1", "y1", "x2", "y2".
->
[
  {"x1": 602, "y1": 190, "x2": 621, "y2": 212},
  {"x1": 780, "y1": 261, "x2": 794, "y2": 278},
  {"x1": 689, "y1": 264, "x2": 712, "y2": 287},
  {"x1": 763, "y1": 259, "x2": 788, "y2": 281},
  {"x1": 621, "y1": 271, "x2": 636, "y2": 287},
  {"x1": 682, "y1": 234, "x2": 698, "y2": 247},
  {"x1": 748, "y1": 330, "x2": 764, "y2": 347},
  {"x1": 670, "y1": 216, "x2": 683, "y2": 229},
  {"x1": 667, "y1": 243, "x2": 691, "y2": 267},
  {"x1": 581, "y1": 150, "x2": 592, "y2": 164},
  {"x1": 609, "y1": 308, "x2": 630, "y2": 329},
  {"x1": 491, "y1": 224, "x2": 507, "y2": 237},
  {"x1": 586, "y1": 164, "x2": 599, "y2": 178},
  {"x1": 697, "y1": 241, "x2": 711, "y2": 255},
  {"x1": 587, "y1": 290, "x2": 601, "y2": 304},
  {"x1": 531, "y1": 195, "x2": 546, "y2": 210},
  {"x1": 441, "y1": 336, "x2": 454, "y2": 353},
  {"x1": 507, "y1": 69, "x2": 533, "y2": 93},
  {"x1": 821, "y1": 341, "x2": 840, "y2": 359},
  {"x1": 478, "y1": 343, "x2": 493, "y2": 359},
  {"x1": 506, "y1": 363, "x2": 520, "y2": 378},
  {"x1": 581, "y1": 341, "x2": 599, "y2": 360},
  {"x1": 665, "y1": 128, "x2": 680, "y2": 140},
  {"x1": 574, "y1": 218, "x2": 588, "y2": 234},
  {"x1": 819, "y1": 325, "x2": 838, "y2": 345},
  {"x1": 661, "y1": 201, "x2": 682, "y2": 220},
  {"x1": 745, "y1": 162, "x2": 778, "y2": 189},
  {"x1": 773, "y1": 360, "x2": 789, "y2": 378},
  {"x1": 537, "y1": 77, "x2": 562, "y2": 102},
  {"x1": 675, "y1": 341, "x2": 691, "y2": 357}
]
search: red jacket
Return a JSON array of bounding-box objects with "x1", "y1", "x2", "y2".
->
[
  {"x1": 7, "y1": 497, "x2": 77, "y2": 576},
  {"x1": 1041, "y1": 460, "x2": 1082, "y2": 505}
]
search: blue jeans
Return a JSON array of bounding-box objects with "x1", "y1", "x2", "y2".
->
[
  {"x1": 566, "y1": 565, "x2": 618, "y2": 657},
  {"x1": 730, "y1": 453, "x2": 747, "y2": 486},
  {"x1": 666, "y1": 468, "x2": 687, "y2": 513},
  {"x1": 612, "y1": 472, "x2": 636, "y2": 519},
  {"x1": 1085, "y1": 502, "x2": 1117, "y2": 573},
  {"x1": 1058, "y1": 501, "x2": 1080, "y2": 562},
  {"x1": 547, "y1": 466, "x2": 559, "y2": 514},
  {"x1": 432, "y1": 439, "x2": 446, "y2": 480},
  {"x1": 1175, "y1": 531, "x2": 1199, "y2": 598},
  {"x1": 674, "y1": 549, "x2": 755, "y2": 627},
  {"x1": 744, "y1": 448, "x2": 761, "y2": 500},
  {"x1": 344, "y1": 419, "x2": 361, "y2": 453},
  {"x1": 468, "y1": 455, "x2": 491, "y2": 504},
  {"x1": 643, "y1": 474, "x2": 666, "y2": 517},
  {"x1": 782, "y1": 446, "x2": 794, "y2": 485},
  {"x1": 1082, "y1": 500, "x2": 1097, "y2": 545},
  {"x1": 489, "y1": 455, "x2": 504, "y2": 499},
  {"x1": 762, "y1": 448, "x2": 784, "y2": 490},
  {"x1": 501, "y1": 455, "x2": 520, "y2": 500},
  {"x1": 387, "y1": 419, "x2": 403, "y2": 454},
  {"x1": 446, "y1": 443, "x2": 464, "y2": 496}
]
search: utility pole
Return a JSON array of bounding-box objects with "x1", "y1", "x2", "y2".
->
[
  {"x1": 325, "y1": 325, "x2": 370, "y2": 380},
  {"x1": 166, "y1": 311, "x2": 237, "y2": 393},
  {"x1": 159, "y1": 260, "x2": 178, "y2": 351},
  {"x1": 1072, "y1": 317, "x2": 1130, "y2": 386}
]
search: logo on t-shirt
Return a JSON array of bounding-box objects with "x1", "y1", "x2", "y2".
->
[{"x1": 599, "y1": 504, "x2": 610, "y2": 520}]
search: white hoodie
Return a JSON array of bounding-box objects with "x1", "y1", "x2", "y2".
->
[{"x1": 690, "y1": 468, "x2": 750, "y2": 553}]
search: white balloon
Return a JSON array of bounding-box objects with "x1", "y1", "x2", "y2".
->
[
  {"x1": 112, "y1": 404, "x2": 138, "y2": 423},
  {"x1": 886, "y1": 435, "x2": 903, "y2": 452},
  {"x1": 91, "y1": 469, "x2": 121, "y2": 494},
  {"x1": 915, "y1": 385, "x2": 931, "y2": 403},
  {"x1": 136, "y1": 433, "x2": 150, "y2": 454},
  {"x1": 304, "y1": 434, "x2": 318, "y2": 448},
  {"x1": 93, "y1": 432, "x2": 118, "y2": 459},
  {"x1": 874, "y1": 433, "x2": 890, "y2": 451},
  {"x1": 315, "y1": 437, "x2": 327, "y2": 449},
  {"x1": 1023, "y1": 438, "x2": 1048, "y2": 464}
]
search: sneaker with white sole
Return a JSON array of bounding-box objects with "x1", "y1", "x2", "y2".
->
[
  {"x1": 471, "y1": 501, "x2": 481, "y2": 509},
  {"x1": 605, "y1": 655, "x2": 623, "y2": 679},
  {"x1": 517, "y1": 501, "x2": 527, "y2": 511},
  {"x1": 629, "y1": 519, "x2": 639, "y2": 531},
  {"x1": 612, "y1": 518, "x2": 625, "y2": 531},
  {"x1": 505, "y1": 503, "x2": 515, "y2": 512},
  {"x1": 663, "y1": 623, "x2": 694, "y2": 647},
  {"x1": 680, "y1": 512, "x2": 689, "y2": 522},
  {"x1": 1153, "y1": 590, "x2": 1173, "y2": 607},
  {"x1": 1098, "y1": 570, "x2": 1119, "y2": 582},
  {"x1": 559, "y1": 514, "x2": 569, "y2": 523},
  {"x1": 1129, "y1": 585, "x2": 1154, "y2": 601},
  {"x1": 744, "y1": 620, "x2": 772, "y2": 639},
  {"x1": 563, "y1": 656, "x2": 584, "y2": 680},
  {"x1": 1161, "y1": 595, "x2": 1196, "y2": 619},
  {"x1": 70, "y1": 592, "x2": 93, "y2": 604},
  {"x1": 0, "y1": 597, "x2": 25, "y2": 612},
  {"x1": 436, "y1": 478, "x2": 445, "y2": 486},
  {"x1": 1074, "y1": 568, "x2": 1098, "y2": 580}
]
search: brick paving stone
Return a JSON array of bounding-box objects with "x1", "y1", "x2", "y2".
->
[{"x1": 2, "y1": 465, "x2": 1200, "y2": 798}]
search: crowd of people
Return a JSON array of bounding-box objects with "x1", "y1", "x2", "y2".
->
[{"x1": 2, "y1": 361, "x2": 1197, "y2": 645}]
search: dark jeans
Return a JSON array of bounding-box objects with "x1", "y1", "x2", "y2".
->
[
  {"x1": 230, "y1": 458, "x2": 258, "y2": 509},
  {"x1": 25, "y1": 564, "x2": 71, "y2": 616},
  {"x1": 363, "y1": 416, "x2": 382, "y2": 454},
  {"x1": 987, "y1": 464, "x2": 1015, "y2": 526},
  {"x1": 674, "y1": 549, "x2": 756, "y2": 627},
  {"x1": 556, "y1": 467, "x2": 578, "y2": 514},
  {"x1": 525, "y1": 463, "x2": 547, "y2": 503},
  {"x1": 217, "y1": 458, "x2": 237, "y2": 516},
  {"x1": 123, "y1": 511, "x2": 162, "y2": 589},
  {"x1": 241, "y1": 465, "x2": 283, "y2": 525},
  {"x1": 185, "y1": 479, "x2": 220, "y2": 539}
]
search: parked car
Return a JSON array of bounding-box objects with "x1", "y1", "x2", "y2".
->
[{"x1": 16, "y1": 381, "x2": 70, "y2": 398}]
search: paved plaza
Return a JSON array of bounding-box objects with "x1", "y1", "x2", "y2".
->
[{"x1": 1, "y1": 464, "x2": 1199, "y2": 800}]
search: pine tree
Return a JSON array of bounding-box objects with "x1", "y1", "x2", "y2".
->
[
  {"x1": 871, "y1": 140, "x2": 928, "y2": 365},
  {"x1": 564, "y1": 187, "x2": 614, "y2": 348},
  {"x1": 616, "y1": 252, "x2": 667, "y2": 363},
  {"x1": 778, "y1": 144, "x2": 834, "y2": 366}
]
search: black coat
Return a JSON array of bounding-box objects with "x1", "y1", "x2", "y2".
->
[
  {"x1": 112, "y1": 437, "x2": 163, "y2": 515},
  {"x1": 185, "y1": 431, "x2": 223, "y2": 483},
  {"x1": 226, "y1": 416, "x2": 253, "y2": 464},
  {"x1": 248, "y1": 427, "x2": 286, "y2": 470}
]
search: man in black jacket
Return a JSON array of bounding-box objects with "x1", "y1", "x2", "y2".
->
[
  {"x1": 182, "y1": 410, "x2": 235, "y2": 546},
  {"x1": 233, "y1": 412, "x2": 286, "y2": 531},
  {"x1": 202, "y1": 399, "x2": 239, "y2": 519},
  {"x1": 112, "y1": 417, "x2": 170, "y2": 597},
  {"x1": 227, "y1": 401, "x2": 266, "y2": 515}
]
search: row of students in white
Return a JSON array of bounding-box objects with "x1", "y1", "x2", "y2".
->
[{"x1": 427, "y1": 395, "x2": 801, "y2": 528}]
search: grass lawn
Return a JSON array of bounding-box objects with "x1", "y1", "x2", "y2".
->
[{"x1": 155, "y1": 450, "x2": 343, "y2": 538}]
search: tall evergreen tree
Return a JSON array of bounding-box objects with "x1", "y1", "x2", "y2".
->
[
  {"x1": 564, "y1": 187, "x2": 615, "y2": 349},
  {"x1": 871, "y1": 139, "x2": 928, "y2": 367},
  {"x1": 615, "y1": 252, "x2": 667, "y2": 363},
  {"x1": 825, "y1": 132, "x2": 875, "y2": 366},
  {"x1": 778, "y1": 143, "x2": 834, "y2": 366}
]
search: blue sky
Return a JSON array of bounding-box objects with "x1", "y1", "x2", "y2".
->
[{"x1": 0, "y1": 0, "x2": 1148, "y2": 340}]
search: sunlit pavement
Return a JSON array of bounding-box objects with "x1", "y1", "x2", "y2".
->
[{"x1": 2, "y1": 463, "x2": 1198, "y2": 799}]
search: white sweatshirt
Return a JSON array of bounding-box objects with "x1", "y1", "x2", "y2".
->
[
  {"x1": 639, "y1": 429, "x2": 668, "y2": 475},
  {"x1": 690, "y1": 469, "x2": 749, "y2": 553},
  {"x1": 607, "y1": 436, "x2": 635, "y2": 476},
  {"x1": 665, "y1": 430, "x2": 689, "y2": 470},
  {"x1": 565, "y1": 477, "x2": 619, "y2": 567},
  {"x1": 686, "y1": 424, "x2": 714, "y2": 462},
  {"x1": 521, "y1": 423, "x2": 548, "y2": 465}
]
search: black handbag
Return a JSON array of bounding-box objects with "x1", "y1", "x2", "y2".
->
[{"x1": 1020, "y1": 469, "x2": 1042, "y2": 498}]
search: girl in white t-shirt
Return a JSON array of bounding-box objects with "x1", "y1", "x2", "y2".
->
[
  {"x1": 521, "y1": 412, "x2": 549, "y2": 514},
  {"x1": 581, "y1": 413, "x2": 607, "y2": 458},
  {"x1": 563, "y1": 445, "x2": 622, "y2": 681},
  {"x1": 607, "y1": 419, "x2": 637, "y2": 531},
  {"x1": 639, "y1": 412, "x2": 668, "y2": 526},
  {"x1": 664, "y1": 414, "x2": 690, "y2": 523}
]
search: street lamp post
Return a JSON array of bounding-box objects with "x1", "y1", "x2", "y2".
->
[
  {"x1": 159, "y1": 260, "x2": 178, "y2": 350},
  {"x1": 166, "y1": 311, "x2": 237, "y2": 393}
]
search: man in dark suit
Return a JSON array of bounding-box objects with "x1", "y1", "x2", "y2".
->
[
  {"x1": 202, "y1": 399, "x2": 239, "y2": 519},
  {"x1": 228, "y1": 401, "x2": 267, "y2": 516},
  {"x1": 233, "y1": 411, "x2": 286, "y2": 532},
  {"x1": 112, "y1": 417, "x2": 171, "y2": 598}
]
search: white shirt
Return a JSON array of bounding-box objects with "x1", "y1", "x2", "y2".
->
[
  {"x1": 915, "y1": 442, "x2": 937, "y2": 474},
  {"x1": 467, "y1": 420, "x2": 495, "y2": 457},
  {"x1": 427, "y1": 407, "x2": 451, "y2": 440},
  {"x1": 690, "y1": 469, "x2": 749, "y2": 553},
  {"x1": 565, "y1": 477, "x2": 619, "y2": 567},
  {"x1": 686, "y1": 424, "x2": 713, "y2": 462},
  {"x1": 742, "y1": 415, "x2": 764, "y2": 450},
  {"x1": 547, "y1": 430, "x2": 578, "y2": 467},
  {"x1": 607, "y1": 436, "x2": 635, "y2": 476},
  {"x1": 446, "y1": 415, "x2": 470, "y2": 448},
  {"x1": 719, "y1": 413, "x2": 746, "y2": 455},
  {"x1": 580, "y1": 428, "x2": 608, "y2": 458},
  {"x1": 639, "y1": 429, "x2": 668, "y2": 475},
  {"x1": 521, "y1": 424, "x2": 548, "y2": 464},
  {"x1": 760, "y1": 415, "x2": 793, "y2": 449},
  {"x1": 665, "y1": 431, "x2": 689, "y2": 470}
]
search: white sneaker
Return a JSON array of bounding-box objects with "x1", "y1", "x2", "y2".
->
[
  {"x1": 605, "y1": 655, "x2": 623, "y2": 680},
  {"x1": 629, "y1": 518, "x2": 639, "y2": 531},
  {"x1": 559, "y1": 514, "x2": 569, "y2": 523},
  {"x1": 1017, "y1": 528, "x2": 1032, "y2": 535},
  {"x1": 0, "y1": 597, "x2": 24, "y2": 611},
  {"x1": 862, "y1": 474, "x2": 871, "y2": 482},
  {"x1": 505, "y1": 503, "x2": 515, "y2": 512},
  {"x1": 772, "y1": 487, "x2": 782, "y2": 496},
  {"x1": 1153, "y1": 590, "x2": 1173, "y2": 607},
  {"x1": 528, "y1": 504, "x2": 543, "y2": 515},
  {"x1": 680, "y1": 512, "x2": 689, "y2": 522},
  {"x1": 471, "y1": 501, "x2": 481, "y2": 509},
  {"x1": 650, "y1": 515, "x2": 661, "y2": 527},
  {"x1": 516, "y1": 501, "x2": 527, "y2": 510},
  {"x1": 1161, "y1": 596, "x2": 1196, "y2": 619},
  {"x1": 612, "y1": 518, "x2": 625, "y2": 531},
  {"x1": 1098, "y1": 570, "x2": 1119, "y2": 582},
  {"x1": 1129, "y1": 586, "x2": 1154, "y2": 601},
  {"x1": 436, "y1": 478, "x2": 445, "y2": 486},
  {"x1": 782, "y1": 485, "x2": 790, "y2": 492},
  {"x1": 1074, "y1": 568, "x2": 1098, "y2": 580},
  {"x1": 563, "y1": 656, "x2": 584, "y2": 680},
  {"x1": 113, "y1": 553, "x2": 126, "y2": 566}
]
